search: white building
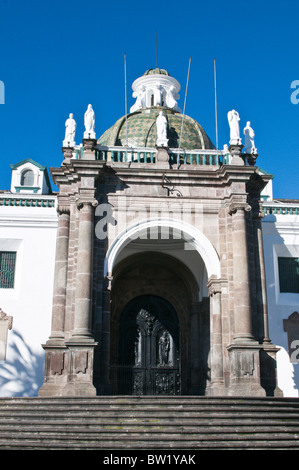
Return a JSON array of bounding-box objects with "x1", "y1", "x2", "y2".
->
[
  {"x1": 262, "y1": 196, "x2": 299, "y2": 396},
  {"x1": 0, "y1": 71, "x2": 298, "y2": 398},
  {"x1": 0, "y1": 159, "x2": 57, "y2": 396}
]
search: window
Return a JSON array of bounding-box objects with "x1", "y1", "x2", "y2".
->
[
  {"x1": 20, "y1": 169, "x2": 34, "y2": 186},
  {"x1": 0, "y1": 251, "x2": 17, "y2": 289},
  {"x1": 278, "y1": 257, "x2": 299, "y2": 293}
]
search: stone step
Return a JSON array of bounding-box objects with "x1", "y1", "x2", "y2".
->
[{"x1": 0, "y1": 396, "x2": 299, "y2": 450}]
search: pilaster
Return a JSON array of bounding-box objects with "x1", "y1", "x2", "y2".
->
[
  {"x1": 39, "y1": 204, "x2": 70, "y2": 396},
  {"x1": 206, "y1": 277, "x2": 227, "y2": 396}
]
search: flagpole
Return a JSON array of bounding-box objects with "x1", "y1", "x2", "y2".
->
[
  {"x1": 124, "y1": 53, "x2": 128, "y2": 146},
  {"x1": 214, "y1": 58, "x2": 219, "y2": 153},
  {"x1": 179, "y1": 56, "x2": 191, "y2": 152}
]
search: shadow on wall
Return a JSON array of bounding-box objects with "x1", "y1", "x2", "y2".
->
[{"x1": 0, "y1": 330, "x2": 45, "y2": 397}]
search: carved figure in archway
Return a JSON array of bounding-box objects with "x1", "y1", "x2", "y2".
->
[{"x1": 158, "y1": 330, "x2": 170, "y2": 366}]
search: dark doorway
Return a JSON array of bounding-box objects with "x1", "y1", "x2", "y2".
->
[{"x1": 112, "y1": 295, "x2": 180, "y2": 395}]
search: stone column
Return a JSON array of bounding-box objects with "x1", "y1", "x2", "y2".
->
[
  {"x1": 63, "y1": 197, "x2": 98, "y2": 396},
  {"x1": 207, "y1": 278, "x2": 226, "y2": 395},
  {"x1": 227, "y1": 200, "x2": 265, "y2": 396},
  {"x1": 39, "y1": 206, "x2": 70, "y2": 396},
  {"x1": 255, "y1": 211, "x2": 271, "y2": 343},
  {"x1": 229, "y1": 201, "x2": 254, "y2": 343},
  {"x1": 49, "y1": 207, "x2": 70, "y2": 342},
  {"x1": 72, "y1": 199, "x2": 97, "y2": 339}
]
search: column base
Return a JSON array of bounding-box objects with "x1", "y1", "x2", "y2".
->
[
  {"x1": 206, "y1": 381, "x2": 227, "y2": 396},
  {"x1": 38, "y1": 340, "x2": 98, "y2": 397},
  {"x1": 227, "y1": 343, "x2": 266, "y2": 397},
  {"x1": 61, "y1": 382, "x2": 97, "y2": 397}
]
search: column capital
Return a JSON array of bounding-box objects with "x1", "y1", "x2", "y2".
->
[
  {"x1": 76, "y1": 197, "x2": 98, "y2": 210},
  {"x1": 251, "y1": 200, "x2": 265, "y2": 220},
  {"x1": 207, "y1": 277, "x2": 227, "y2": 297},
  {"x1": 228, "y1": 200, "x2": 251, "y2": 215},
  {"x1": 57, "y1": 205, "x2": 70, "y2": 215}
]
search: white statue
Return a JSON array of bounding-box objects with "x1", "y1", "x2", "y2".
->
[
  {"x1": 227, "y1": 109, "x2": 241, "y2": 145},
  {"x1": 130, "y1": 86, "x2": 146, "y2": 113},
  {"x1": 243, "y1": 121, "x2": 257, "y2": 154},
  {"x1": 63, "y1": 113, "x2": 76, "y2": 147},
  {"x1": 156, "y1": 111, "x2": 168, "y2": 146},
  {"x1": 83, "y1": 104, "x2": 96, "y2": 139},
  {"x1": 165, "y1": 86, "x2": 180, "y2": 111}
]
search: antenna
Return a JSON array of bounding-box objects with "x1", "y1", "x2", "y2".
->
[
  {"x1": 156, "y1": 31, "x2": 158, "y2": 68},
  {"x1": 124, "y1": 53, "x2": 128, "y2": 146},
  {"x1": 179, "y1": 57, "x2": 191, "y2": 154},
  {"x1": 214, "y1": 58, "x2": 219, "y2": 152}
]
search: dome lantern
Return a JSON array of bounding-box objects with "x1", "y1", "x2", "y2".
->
[{"x1": 130, "y1": 68, "x2": 181, "y2": 113}]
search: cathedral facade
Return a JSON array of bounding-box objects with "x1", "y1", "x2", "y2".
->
[{"x1": 1, "y1": 68, "x2": 298, "y2": 398}]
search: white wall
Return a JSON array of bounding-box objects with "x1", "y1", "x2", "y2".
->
[
  {"x1": 262, "y1": 211, "x2": 299, "y2": 397},
  {"x1": 0, "y1": 200, "x2": 57, "y2": 396}
]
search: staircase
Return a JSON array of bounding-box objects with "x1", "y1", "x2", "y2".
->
[{"x1": 0, "y1": 396, "x2": 299, "y2": 450}]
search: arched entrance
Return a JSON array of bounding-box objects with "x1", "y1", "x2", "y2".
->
[
  {"x1": 103, "y1": 251, "x2": 211, "y2": 396},
  {"x1": 113, "y1": 295, "x2": 180, "y2": 395}
]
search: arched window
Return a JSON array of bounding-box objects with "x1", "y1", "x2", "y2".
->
[{"x1": 20, "y1": 169, "x2": 34, "y2": 186}]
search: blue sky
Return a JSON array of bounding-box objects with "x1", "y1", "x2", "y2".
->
[{"x1": 0, "y1": 0, "x2": 298, "y2": 198}]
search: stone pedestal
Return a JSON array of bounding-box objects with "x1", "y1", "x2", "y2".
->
[
  {"x1": 82, "y1": 138, "x2": 97, "y2": 160},
  {"x1": 229, "y1": 144, "x2": 244, "y2": 166},
  {"x1": 62, "y1": 146, "x2": 74, "y2": 165},
  {"x1": 227, "y1": 343, "x2": 266, "y2": 396},
  {"x1": 156, "y1": 146, "x2": 169, "y2": 169},
  {"x1": 38, "y1": 344, "x2": 68, "y2": 397},
  {"x1": 61, "y1": 341, "x2": 98, "y2": 396},
  {"x1": 245, "y1": 151, "x2": 258, "y2": 166}
]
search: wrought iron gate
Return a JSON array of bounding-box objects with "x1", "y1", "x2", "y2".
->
[{"x1": 112, "y1": 295, "x2": 180, "y2": 395}]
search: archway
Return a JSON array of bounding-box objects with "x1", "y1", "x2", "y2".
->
[
  {"x1": 99, "y1": 218, "x2": 221, "y2": 395},
  {"x1": 106, "y1": 251, "x2": 210, "y2": 395}
]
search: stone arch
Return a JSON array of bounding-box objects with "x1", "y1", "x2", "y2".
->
[{"x1": 104, "y1": 217, "x2": 221, "y2": 280}]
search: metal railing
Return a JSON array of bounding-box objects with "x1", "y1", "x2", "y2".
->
[
  {"x1": 86, "y1": 145, "x2": 231, "y2": 166},
  {"x1": 264, "y1": 205, "x2": 299, "y2": 215}
]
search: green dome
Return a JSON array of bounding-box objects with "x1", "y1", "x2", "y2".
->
[{"x1": 97, "y1": 108, "x2": 214, "y2": 150}]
